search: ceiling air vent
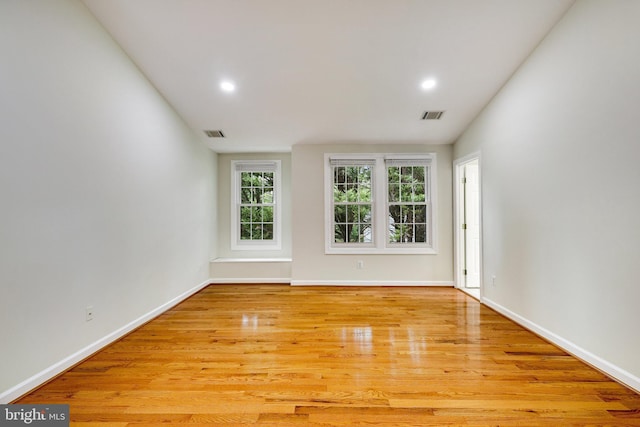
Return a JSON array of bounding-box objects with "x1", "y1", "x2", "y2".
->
[
  {"x1": 421, "y1": 111, "x2": 444, "y2": 120},
  {"x1": 204, "y1": 129, "x2": 225, "y2": 138}
]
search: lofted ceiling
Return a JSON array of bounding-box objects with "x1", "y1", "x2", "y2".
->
[{"x1": 83, "y1": 0, "x2": 574, "y2": 153}]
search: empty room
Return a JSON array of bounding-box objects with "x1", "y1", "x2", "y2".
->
[{"x1": 1, "y1": 0, "x2": 639, "y2": 425}]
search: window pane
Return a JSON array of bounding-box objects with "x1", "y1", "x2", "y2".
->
[
  {"x1": 347, "y1": 205, "x2": 358, "y2": 223},
  {"x1": 241, "y1": 188, "x2": 251, "y2": 203},
  {"x1": 388, "y1": 183, "x2": 400, "y2": 202},
  {"x1": 415, "y1": 224, "x2": 427, "y2": 243},
  {"x1": 252, "y1": 224, "x2": 263, "y2": 239},
  {"x1": 401, "y1": 166, "x2": 412, "y2": 183},
  {"x1": 262, "y1": 188, "x2": 274, "y2": 203},
  {"x1": 346, "y1": 183, "x2": 358, "y2": 202},
  {"x1": 241, "y1": 172, "x2": 252, "y2": 187},
  {"x1": 263, "y1": 206, "x2": 274, "y2": 222},
  {"x1": 400, "y1": 184, "x2": 412, "y2": 202},
  {"x1": 252, "y1": 188, "x2": 263, "y2": 203},
  {"x1": 264, "y1": 172, "x2": 274, "y2": 186},
  {"x1": 388, "y1": 205, "x2": 400, "y2": 226},
  {"x1": 359, "y1": 184, "x2": 371, "y2": 202},
  {"x1": 388, "y1": 166, "x2": 399, "y2": 183},
  {"x1": 346, "y1": 167, "x2": 357, "y2": 183},
  {"x1": 350, "y1": 224, "x2": 360, "y2": 243},
  {"x1": 253, "y1": 172, "x2": 263, "y2": 187},
  {"x1": 359, "y1": 205, "x2": 371, "y2": 223},
  {"x1": 252, "y1": 206, "x2": 262, "y2": 222},
  {"x1": 240, "y1": 206, "x2": 251, "y2": 223},
  {"x1": 361, "y1": 166, "x2": 371, "y2": 184},
  {"x1": 413, "y1": 166, "x2": 425, "y2": 183},
  {"x1": 240, "y1": 224, "x2": 251, "y2": 240},
  {"x1": 398, "y1": 224, "x2": 412, "y2": 242},
  {"x1": 389, "y1": 222, "x2": 401, "y2": 243},
  {"x1": 414, "y1": 184, "x2": 425, "y2": 202},
  {"x1": 334, "y1": 205, "x2": 346, "y2": 223},
  {"x1": 263, "y1": 224, "x2": 274, "y2": 240},
  {"x1": 415, "y1": 205, "x2": 426, "y2": 223},
  {"x1": 334, "y1": 184, "x2": 347, "y2": 202},
  {"x1": 361, "y1": 223, "x2": 372, "y2": 243},
  {"x1": 334, "y1": 224, "x2": 346, "y2": 243}
]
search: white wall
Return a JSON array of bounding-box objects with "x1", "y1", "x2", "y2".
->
[
  {"x1": 454, "y1": 0, "x2": 640, "y2": 389},
  {"x1": 0, "y1": 0, "x2": 215, "y2": 401},
  {"x1": 291, "y1": 143, "x2": 453, "y2": 285}
]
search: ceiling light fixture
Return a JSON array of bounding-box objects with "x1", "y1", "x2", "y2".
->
[
  {"x1": 420, "y1": 78, "x2": 437, "y2": 90},
  {"x1": 220, "y1": 80, "x2": 236, "y2": 93}
]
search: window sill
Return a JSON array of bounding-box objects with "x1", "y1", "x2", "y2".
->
[
  {"x1": 211, "y1": 257, "x2": 292, "y2": 263},
  {"x1": 325, "y1": 248, "x2": 438, "y2": 255}
]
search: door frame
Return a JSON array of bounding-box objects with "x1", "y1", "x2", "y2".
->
[{"x1": 453, "y1": 152, "x2": 483, "y2": 299}]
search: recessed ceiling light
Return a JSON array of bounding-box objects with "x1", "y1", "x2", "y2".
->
[
  {"x1": 420, "y1": 79, "x2": 437, "y2": 90},
  {"x1": 220, "y1": 80, "x2": 236, "y2": 93}
]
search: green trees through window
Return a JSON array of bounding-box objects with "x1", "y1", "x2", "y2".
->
[
  {"x1": 240, "y1": 171, "x2": 275, "y2": 241},
  {"x1": 333, "y1": 165, "x2": 372, "y2": 243},
  {"x1": 387, "y1": 165, "x2": 428, "y2": 243},
  {"x1": 327, "y1": 155, "x2": 434, "y2": 253}
]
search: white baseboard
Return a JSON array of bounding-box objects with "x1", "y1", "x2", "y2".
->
[
  {"x1": 291, "y1": 280, "x2": 454, "y2": 287},
  {"x1": 209, "y1": 278, "x2": 291, "y2": 284},
  {"x1": 483, "y1": 297, "x2": 640, "y2": 394},
  {"x1": 208, "y1": 279, "x2": 453, "y2": 286},
  {"x1": 0, "y1": 279, "x2": 212, "y2": 404}
]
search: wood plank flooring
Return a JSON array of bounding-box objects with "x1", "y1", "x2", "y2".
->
[{"x1": 16, "y1": 285, "x2": 640, "y2": 425}]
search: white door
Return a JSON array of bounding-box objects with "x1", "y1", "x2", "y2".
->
[{"x1": 463, "y1": 161, "x2": 480, "y2": 288}]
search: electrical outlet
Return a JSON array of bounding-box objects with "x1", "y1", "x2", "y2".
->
[
  {"x1": 492, "y1": 275, "x2": 497, "y2": 287},
  {"x1": 85, "y1": 306, "x2": 94, "y2": 322},
  {"x1": 357, "y1": 260, "x2": 364, "y2": 269}
]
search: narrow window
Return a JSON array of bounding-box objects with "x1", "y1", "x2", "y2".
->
[
  {"x1": 386, "y1": 161, "x2": 430, "y2": 246},
  {"x1": 231, "y1": 161, "x2": 281, "y2": 250},
  {"x1": 331, "y1": 161, "x2": 374, "y2": 245}
]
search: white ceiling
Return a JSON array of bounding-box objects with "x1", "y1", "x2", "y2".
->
[{"x1": 83, "y1": 0, "x2": 574, "y2": 153}]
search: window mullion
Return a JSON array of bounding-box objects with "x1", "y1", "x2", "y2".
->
[{"x1": 375, "y1": 160, "x2": 387, "y2": 249}]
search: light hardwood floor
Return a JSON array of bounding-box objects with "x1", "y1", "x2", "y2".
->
[{"x1": 17, "y1": 285, "x2": 640, "y2": 425}]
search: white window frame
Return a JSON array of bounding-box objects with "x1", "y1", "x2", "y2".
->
[
  {"x1": 231, "y1": 160, "x2": 282, "y2": 251},
  {"x1": 324, "y1": 153, "x2": 437, "y2": 255}
]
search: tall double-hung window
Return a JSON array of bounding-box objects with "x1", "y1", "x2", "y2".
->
[
  {"x1": 231, "y1": 160, "x2": 281, "y2": 250},
  {"x1": 332, "y1": 160, "x2": 374, "y2": 245},
  {"x1": 325, "y1": 154, "x2": 436, "y2": 254}
]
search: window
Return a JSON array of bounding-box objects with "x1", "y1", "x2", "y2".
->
[
  {"x1": 231, "y1": 160, "x2": 281, "y2": 250},
  {"x1": 332, "y1": 161, "x2": 374, "y2": 244},
  {"x1": 325, "y1": 154, "x2": 436, "y2": 254},
  {"x1": 387, "y1": 161, "x2": 428, "y2": 244}
]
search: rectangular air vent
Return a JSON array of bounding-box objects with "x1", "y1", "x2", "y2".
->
[
  {"x1": 421, "y1": 111, "x2": 444, "y2": 120},
  {"x1": 204, "y1": 129, "x2": 225, "y2": 138}
]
